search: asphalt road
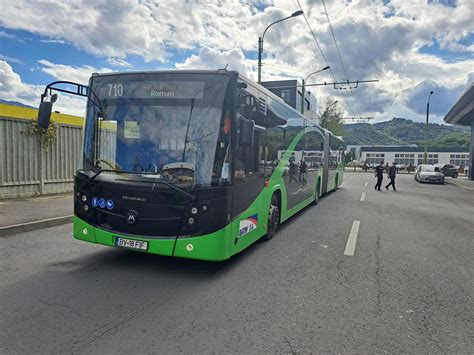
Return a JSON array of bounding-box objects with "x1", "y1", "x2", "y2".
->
[{"x1": 1, "y1": 172, "x2": 473, "y2": 354}]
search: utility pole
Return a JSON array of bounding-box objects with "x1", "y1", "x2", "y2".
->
[
  {"x1": 424, "y1": 91, "x2": 434, "y2": 164},
  {"x1": 257, "y1": 10, "x2": 303, "y2": 83},
  {"x1": 300, "y1": 66, "x2": 330, "y2": 115}
]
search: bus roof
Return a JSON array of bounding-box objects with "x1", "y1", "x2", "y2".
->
[{"x1": 89, "y1": 69, "x2": 344, "y2": 143}]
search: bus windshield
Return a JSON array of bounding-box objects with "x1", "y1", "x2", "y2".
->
[{"x1": 81, "y1": 73, "x2": 231, "y2": 188}]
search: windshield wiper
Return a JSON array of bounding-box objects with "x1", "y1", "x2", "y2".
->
[
  {"x1": 79, "y1": 168, "x2": 122, "y2": 190},
  {"x1": 79, "y1": 169, "x2": 196, "y2": 201},
  {"x1": 129, "y1": 180, "x2": 196, "y2": 201}
]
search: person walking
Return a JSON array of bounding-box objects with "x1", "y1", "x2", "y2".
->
[
  {"x1": 374, "y1": 161, "x2": 384, "y2": 191},
  {"x1": 385, "y1": 162, "x2": 397, "y2": 191},
  {"x1": 299, "y1": 158, "x2": 307, "y2": 186},
  {"x1": 288, "y1": 153, "x2": 298, "y2": 183}
]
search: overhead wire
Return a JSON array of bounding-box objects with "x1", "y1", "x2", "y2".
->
[
  {"x1": 296, "y1": 0, "x2": 336, "y2": 82},
  {"x1": 321, "y1": 0, "x2": 350, "y2": 83},
  {"x1": 296, "y1": 0, "x2": 352, "y2": 117},
  {"x1": 262, "y1": 63, "x2": 305, "y2": 77}
]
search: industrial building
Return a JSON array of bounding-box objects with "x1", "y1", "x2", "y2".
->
[
  {"x1": 359, "y1": 146, "x2": 470, "y2": 167},
  {"x1": 261, "y1": 80, "x2": 318, "y2": 117}
]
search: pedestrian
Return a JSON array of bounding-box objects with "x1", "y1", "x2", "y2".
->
[
  {"x1": 288, "y1": 153, "x2": 297, "y2": 183},
  {"x1": 299, "y1": 158, "x2": 307, "y2": 186},
  {"x1": 385, "y1": 162, "x2": 397, "y2": 191},
  {"x1": 374, "y1": 161, "x2": 384, "y2": 191}
]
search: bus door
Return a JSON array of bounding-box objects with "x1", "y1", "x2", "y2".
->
[
  {"x1": 322, "y1": 132, "x2": 330, "y2": 194},
  {"x1": 327, "y1": 135, "x2": 339, "y2": 191},
  {"x1": 304, "y1": 129, "x2": 325, "y2": 198},
  {"x1": 285, "y1": 133, "x2": 312, "y2": 209},
  {"x1": 230, "y1": 122, "x2": 265, "y2": 252}
]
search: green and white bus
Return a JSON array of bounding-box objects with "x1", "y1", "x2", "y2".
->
[{"x1": 37, "y1": 70, "x2": 344, "y2": 261}]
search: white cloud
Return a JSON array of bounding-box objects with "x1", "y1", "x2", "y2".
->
[
  {"x1": 0, "y1": 60, "x2": 86, "y2": 116},
  {"x1": 0, "y1": 30, "x2": 16, "y2": 39},
  {"x1": 0, "y1": 54, "x2": 22, "y2": 64},
  {"x1": 40, "y1": 39, "x2": 66, "y2": 44},
  {"x1": 106, "y1": 58, "x2": 132, "y2": 68},
  {"x1": 0, "y1": 0, "x2": 472, "y2": 123},
  {"x1": 175, "y1": 46, "x2": 254, "y2": 75},
  {"x1": 37, "y1": 60, "x2": 112, "y2": 84}
]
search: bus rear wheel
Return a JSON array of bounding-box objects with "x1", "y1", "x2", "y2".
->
[
  {"x1": 263, "y1": 195, "x2": 279, "y2": 241},
  {"x1": 311, "y1": 182, "x2": 320, "y2": 205}
]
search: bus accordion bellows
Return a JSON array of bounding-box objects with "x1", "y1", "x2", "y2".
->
[{"x1": 37, "y1": 70, "x2": 345, "y2": 261}]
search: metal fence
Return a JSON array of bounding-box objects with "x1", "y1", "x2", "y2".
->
[{"x1": 0, "y1": 117, "x2": 83, "y2": 199}]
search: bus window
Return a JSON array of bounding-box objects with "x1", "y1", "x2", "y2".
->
[
  {"x1": 304, "y1": 130, "x2": 325, "y2": 170},
  {"x1": 234, "y1": 131, "x2": 260, "y2": 179}
]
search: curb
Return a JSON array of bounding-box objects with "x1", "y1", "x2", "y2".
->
[{"x1": 0, "y1": 215, "x2": 73, "y2": 237}]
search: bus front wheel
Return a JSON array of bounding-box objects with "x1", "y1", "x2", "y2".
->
[{"x1": 263, "y1": 194, "x2": 280, "y2": 241}]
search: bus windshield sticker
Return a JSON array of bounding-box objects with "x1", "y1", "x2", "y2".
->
[
  {"x1": 239, "y1": 214, "x2": 258, "y2": 237},
  {"x1": 124, "y1": 121, "x2": 140, "y2": 139}
]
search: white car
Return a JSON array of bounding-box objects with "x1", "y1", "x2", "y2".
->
[{"x1": 414, "y1": 164, "x2": 445, "y2": 184}]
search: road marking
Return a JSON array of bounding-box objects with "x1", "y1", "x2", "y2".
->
[
  {"x1": 360, "y1": 192, "x2": 366, "y2": 201},
  {"x1": 344, "y1": 220, "x2": 361, "y2": 256},
  {"x1": 364, "y1": 182, "x2": 368, "y2": 187}
]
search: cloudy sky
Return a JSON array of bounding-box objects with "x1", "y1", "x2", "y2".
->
[{"x1": 0, "y1": 0, "x2": 473, "y2": 124}]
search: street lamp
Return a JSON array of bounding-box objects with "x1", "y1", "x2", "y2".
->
[
  {"x1": 423, "y1": 90, "x2": 434, "y2": 164},
  {"x1": 257, "y1": 10, "x2": 304, "y2": 83},
  {"x1": 300, "y1": 66, "x2": 330, "y2": 115}
]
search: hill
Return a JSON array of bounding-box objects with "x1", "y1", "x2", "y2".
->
[
  {"x1": 343, "y1": 117, "x2": 470, "y2": 149},
  {"x1": 0, "y1": 99, "x2": 35, "y2": 109}
]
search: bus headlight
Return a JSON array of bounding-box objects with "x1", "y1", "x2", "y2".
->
[
  {"x1": 83, "y1": 204, "x2": 89, "y2": 212},
  {"x1": 191, "y1": 207, "x2": 198, "y2": 215},
  {"x1": 81, "y1": 194, "x2": 87, "y2": 202},
  {"x1": 188, "y1": 217, "x2": 195, "y2": 225}
]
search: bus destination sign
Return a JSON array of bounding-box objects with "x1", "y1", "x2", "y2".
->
[{"x1": 98, "y1": 81, "x2": 206, "y2": 99}]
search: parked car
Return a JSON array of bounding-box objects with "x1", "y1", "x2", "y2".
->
[
  {"x1": 435, "y1": 164, "x2": 458, "y2": 178},
  {"x1": 414, "y1": 164, "x2": 445, "y2": 184}
]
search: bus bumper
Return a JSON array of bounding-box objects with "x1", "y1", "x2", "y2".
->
[{"x1": 73, "y1": 216, "x2": 230, "y2": 261}]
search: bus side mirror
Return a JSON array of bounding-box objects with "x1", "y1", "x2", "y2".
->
[
  {"x1": 38, "y1": 101, "x2": 53, "y2": 129},
  {"x1": 239, "y1": 119, "x2": 254, "y2": 146}
]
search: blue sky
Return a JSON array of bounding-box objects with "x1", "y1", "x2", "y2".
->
[{"x1": 0, "y1": 0, "x2": 473, "y2": 123}]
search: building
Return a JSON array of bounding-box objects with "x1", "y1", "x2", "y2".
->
[
  {"x1": 261, "y1": 80, "x2": 318, "y2": 117},
  {"x1": 347, "y1": 144, "x2": 417, "y2": 161},
  {"x1": 443, "y1": 82, "x2": 474, "y2": 180},
  {"x1": 360, "y1": 146, "x2": 470, "y2": 167}
]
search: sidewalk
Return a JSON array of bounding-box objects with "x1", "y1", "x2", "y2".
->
[
  {"x1": 445, "y1": 176, "x2": 474, "y2": 191},
  {"x1": 0, "y1": 193, "x2": 73, "y2": 236}
]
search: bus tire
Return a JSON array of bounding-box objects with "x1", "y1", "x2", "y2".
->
[
  {"x1": 311, "y1": 181, "x2": 320, "y2": 206},
  {"x1": 263, "y1": 194, "x2": 280, "y2": 241}
]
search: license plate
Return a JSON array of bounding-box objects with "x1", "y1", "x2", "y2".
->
[{"x1": 114, "y1": 237, "x2": 148, "y2": 251}]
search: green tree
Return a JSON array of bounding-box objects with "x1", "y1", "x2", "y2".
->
[{"x1": 319, "y1": 97, "x2": 344, "y2": 136}]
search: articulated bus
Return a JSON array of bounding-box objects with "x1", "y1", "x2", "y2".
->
[{"x1": 37, "y1": 70, "x2": 345, "y2": 261}]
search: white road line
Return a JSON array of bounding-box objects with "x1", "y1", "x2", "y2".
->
[
  {"x1": 364, "y1": 182, "x2": 368, "y2": 187},
  {"x1": 360, "y1": 192, "x2": 366, "y2": 202},
  {"x1": 344, "y1": 221, "x2": 361, "y2": 256}
]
